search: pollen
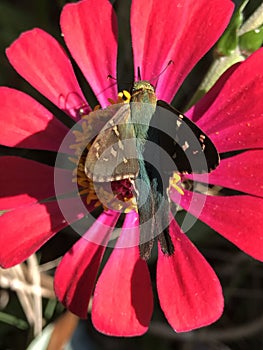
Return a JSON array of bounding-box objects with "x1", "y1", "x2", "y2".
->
[
  {"x1": 169, "y1": 173, "x2": 184, "y2": 195},
  {"x1": 108, "y1": 90, "x2": 131, "y2": 105}
]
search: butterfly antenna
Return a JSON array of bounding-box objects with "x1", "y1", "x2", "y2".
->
[
  {"x1": 137, "y1": 67, "x2": 142, "y2": 81},
  {"x1": 108, "y1": 74, "x2": 133, "y2": 86},
  {"x1": 107, "y1": 74, "x2": 117, "y2": 81},
  {"x1": 152, "y1": 60, "x2": 174, "y2": 88}
]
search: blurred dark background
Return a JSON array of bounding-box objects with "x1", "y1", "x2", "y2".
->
[{"x1": 0, "y1": 1, "x2": 263, "y2": 349}]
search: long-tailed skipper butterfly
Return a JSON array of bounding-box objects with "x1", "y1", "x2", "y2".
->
[{"x1": 84, "y1": 80, "x2": 219, "y2": 260}]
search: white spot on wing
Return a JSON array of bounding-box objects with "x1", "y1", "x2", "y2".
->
[
  {"x1": 111, "y1": 148, "x2": 117, "y2": 157},
  {"x1": 118, "y1": 140, "x2": 124, "y2": 150},
  {"x1": 182, "y1": 141, "x2": 189, "y2": 151},
  {"x1": 113, "y1": 125, "x2": 120, "y2": 136},
  {"x1": 176, "y1": 120, "x2": 182, "y2": 128}
]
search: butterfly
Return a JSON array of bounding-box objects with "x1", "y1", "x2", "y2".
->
[{"x1": 84, "y1": 80, "x2": 219, "y2": 259}]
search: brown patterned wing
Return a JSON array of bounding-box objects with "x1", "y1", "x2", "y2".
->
[{"x1": 84, "y1": 103, "x2": 139, "y2": 182}]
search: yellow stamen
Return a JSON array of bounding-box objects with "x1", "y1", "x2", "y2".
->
[
  {"x1": 108, "y1": 90, "x2": 131, "y2": 105},
  {"x1": 107, "y1": 98, "x2": 116, "y2": 105},
  {"x1": 122, "y1": 90, "x2": 131, "y2": 101},
  {"x1": 169, "y1": 173, "x2": 184, "y2": 195}
]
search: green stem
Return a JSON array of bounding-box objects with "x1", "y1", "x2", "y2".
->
[
  {"x1": 239, "y1": 2, "x2": 263, "y2": 35},
  {"x1": 186, "y1": 48, "x2": 244, "y2": 109}
]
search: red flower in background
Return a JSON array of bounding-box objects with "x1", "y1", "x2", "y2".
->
[{"x1": 0, "y1": 0, "x2": 263, "y2": 337}]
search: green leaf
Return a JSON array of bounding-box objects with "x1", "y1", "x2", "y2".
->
[
  {"x1": 0, "y1": 311, "x2": 28, "y2": 330},
  {"x1": 216, "y1": 0, "x2": 249, "y2": 56},
  {"x1": 239, "y1": 25, "x2": 263, "y2": 55}
]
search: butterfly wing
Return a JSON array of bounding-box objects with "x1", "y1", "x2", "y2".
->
[
  {"x1": 153, "y1": 100, "x2": 219, "y2": 174},
  {"x1": 85, "y1": 103, "x2": 139, "y2": 182}
]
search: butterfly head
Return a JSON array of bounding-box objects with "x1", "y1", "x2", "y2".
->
[
  {"x1": 130, "y1": 80, "x2": 157, "y2": 107},
  {"x1": 131, "y1": 80, "x2": 155, "y2": 94}
]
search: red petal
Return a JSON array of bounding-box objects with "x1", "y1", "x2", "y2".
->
[
  {"x1": 6, "y1": 29, "x2": 88, "y2": 119},
  {"x1": 186, "y1": 63, "x2": 240, "y2": 122},
  {"x1": 60, "y1": 0, "x2": 118, "y2": 107},
  {"x1": 157, "y1": 217, "x2": 223, "y2": 332},
  {"x1": 0, "y1": 87, "x2": 68, "y2": 150},
  {"x1": 54, "y1": 210, "x2": 120, "y2": 318},
  {"x1": 92, "y1": 212, "x2": 153, "y2": 336},
  {"x1": 0, "y1": 157, "x2": 57, "y2": 209},
  {"x1": 131, "y1": 0, "x2": 234, "y2": 102},
  {"x1": 0, "y1": 198, "x2": 84, "y2": 268},
  {"x1": 192, "y1": 49, "x2": 263, "y2": 152},
  {"x1": 175, "y1": 190, "x2": 263, "y2": 261},
  {"x1": 186, "y1": 150, "x2": 263, "y2": 198}
]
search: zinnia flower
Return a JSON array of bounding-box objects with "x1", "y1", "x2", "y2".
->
[{"x1": 1, "y1": 0, "x2": 263, "y2": 337}]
